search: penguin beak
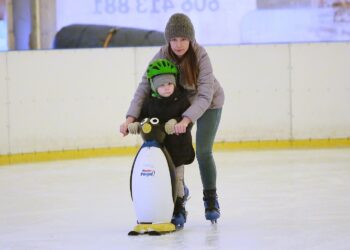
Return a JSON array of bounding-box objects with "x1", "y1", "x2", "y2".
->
[{"x1": 142, "y1": 123, "x2": 152, "y2": 134}]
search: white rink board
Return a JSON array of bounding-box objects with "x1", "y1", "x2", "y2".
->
[
  {"x1": 0, "y1": 53, "x2": 9, "y2": 154},
  {"x1": 208, "y1": 45, "x2": 291, "y2": 141},
  {"x1": 5, "y1": 49, "x2": 135, "y2": 153},
  {"x1": 291, "y1": 43, "x2": 350, "y2": 139},
  {"x1": 0, "y1": 43, "x2": 350, "y2": 154}
]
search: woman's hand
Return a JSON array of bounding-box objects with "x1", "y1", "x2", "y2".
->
[
  {"x1": 174, "y1": 117, "x2": 192, "y2": 135},
  {"x1": 120, "y1": 116, "x2": 136, "y2": 136}
]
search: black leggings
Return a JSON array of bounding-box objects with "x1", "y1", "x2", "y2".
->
[{"x1": 196, "y1": 108, "x2": 222, "y2": 190}]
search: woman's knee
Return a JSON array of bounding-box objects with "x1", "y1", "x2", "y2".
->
[{"x1": 196, "y1": 149, "x2": 213, "y2": 162}]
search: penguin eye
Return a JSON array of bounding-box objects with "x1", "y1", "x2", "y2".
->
[
  {"x1": 150, "y1": 117, "x2": 159, "y2": 125},
  {"x1": 140, "y1": 118, "x2": 149, "y2": 125}
]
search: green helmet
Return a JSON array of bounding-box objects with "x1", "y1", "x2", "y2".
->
[
  {"x1": 146, "y1": 59, "x2": 178, "y2": 98},
  {"x1": 146, "y1": 59, "x2": 178, "y2": 80}
]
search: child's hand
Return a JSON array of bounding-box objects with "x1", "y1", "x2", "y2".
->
[
  {"x1": 164, "y1": 119, "x2": 177, "y2": 134},
  {"x1": 127, "y1": 122, "x2": 141, "y2": 134}
]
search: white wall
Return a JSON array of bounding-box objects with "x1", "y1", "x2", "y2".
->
[{"x1": 0, "y1": 43, "x2": 349, "y2": 155}]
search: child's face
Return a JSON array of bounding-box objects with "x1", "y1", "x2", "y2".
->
[{"x1": 157, "y1": 83, "x2": 175, "y2": 97}]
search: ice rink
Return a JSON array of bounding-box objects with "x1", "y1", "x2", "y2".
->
[{"x1": 1, "y1": 148, "x2": 350, "y2": 250}]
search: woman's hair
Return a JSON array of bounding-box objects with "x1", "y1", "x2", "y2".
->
[{"x1": 168, "y1": 43, "x2": 199, "y2": 89}]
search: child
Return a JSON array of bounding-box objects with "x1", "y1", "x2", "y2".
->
[{"x1": 127, "y1": 59, "x2": 195, "y2": 228}]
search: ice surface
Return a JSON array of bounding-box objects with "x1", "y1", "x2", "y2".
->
[{"x1": 1, "y1": 149, "x2": 350, "y2": 250}]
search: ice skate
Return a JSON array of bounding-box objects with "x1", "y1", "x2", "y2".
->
[
  {"x1": 203, "y1": 189, "x2": 220, "y2": 224},
  {"x1": 171, "y1": 196, "x2": 187, "y2": 229}
]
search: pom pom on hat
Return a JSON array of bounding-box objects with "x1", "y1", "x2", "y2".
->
[{"x1": 165, "y1": 13, "x2": 195, "y2": 42}]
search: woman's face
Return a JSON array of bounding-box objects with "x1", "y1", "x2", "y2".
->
[{"x1": 169, "y1": 37, "x2": 190, "y2": 57}]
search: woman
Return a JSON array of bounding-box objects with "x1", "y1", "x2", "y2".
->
[{"x1": 120, "y1": 13, "x2": 225, "y2": 223}]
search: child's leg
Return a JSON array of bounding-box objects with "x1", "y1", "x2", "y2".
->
[
  {"x1": 172, "y1": 165, "x2": 187, "y2": 227},
  {"x1": 175, "y1": 165, "x2": 184, "y2": 198}
]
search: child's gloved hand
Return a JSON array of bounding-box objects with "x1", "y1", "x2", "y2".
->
[
  {"x1": 127, "y1": 122, "x2": 140, "y2": 134},
  {"x1": 164, "y1": 119, "x2": 177, "y2": 135}
]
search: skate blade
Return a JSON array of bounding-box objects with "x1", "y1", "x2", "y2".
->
[
  {"x1": 205, "y1": 211, "x2": 220, "y2": 224},
  {"x1": 128, "y1": 223, "x2": 176, "y2": 236}
]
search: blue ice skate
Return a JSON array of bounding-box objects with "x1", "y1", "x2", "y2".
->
[
  {"x1": 184, "y1": 185, "x2": 190, "y2": 202},
  {"x1": 171, "y1": 185, "x2": 189, "y2": 228},
  {"x1": 203, "y1": 189, "x2": 220, "y2": 224}
]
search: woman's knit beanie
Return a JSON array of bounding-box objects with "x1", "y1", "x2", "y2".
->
[{"x1": 164, "y1": 13, "x2": 195, "y2": 42}]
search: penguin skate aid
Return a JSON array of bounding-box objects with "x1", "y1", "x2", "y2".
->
[
  {"x1": 127, "y1": 117, "x2": 193, "y2": 235},
  {"x1": 126, "y1": 59, "x2": 195, "y2": 235}
]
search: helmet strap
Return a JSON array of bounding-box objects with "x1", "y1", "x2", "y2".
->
[{"x1": 150, "y1": 79, "x2": 161, "y2": 99}]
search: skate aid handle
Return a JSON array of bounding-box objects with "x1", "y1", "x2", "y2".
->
[
  {"x1": 164, "y1": 119, "x2": 177, "y2": 135},
  {"x1": 127, "y1": 122, "x2": 141, "y2": 134},
  {"x1": 128, "y1": 118, "x2": 176, "y2": 136}
]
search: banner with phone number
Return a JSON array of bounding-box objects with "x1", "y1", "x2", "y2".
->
[{"x1": 56, "y1": 0, "x2": 350, "y2": 45}]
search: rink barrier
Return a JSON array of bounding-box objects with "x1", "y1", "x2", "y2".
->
[
  {"x1": 1, "y1": 43, "x2": 349, "y2": 158},
  {"x1": 0, "y1": 146, "x2": 139, "y2": 166},
  {"x1": 1, "y1": 138, "x2": 349, "y2": 166},
  {"x1": 213, "y1": 138, "x2": 350, "y2": 151}
]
